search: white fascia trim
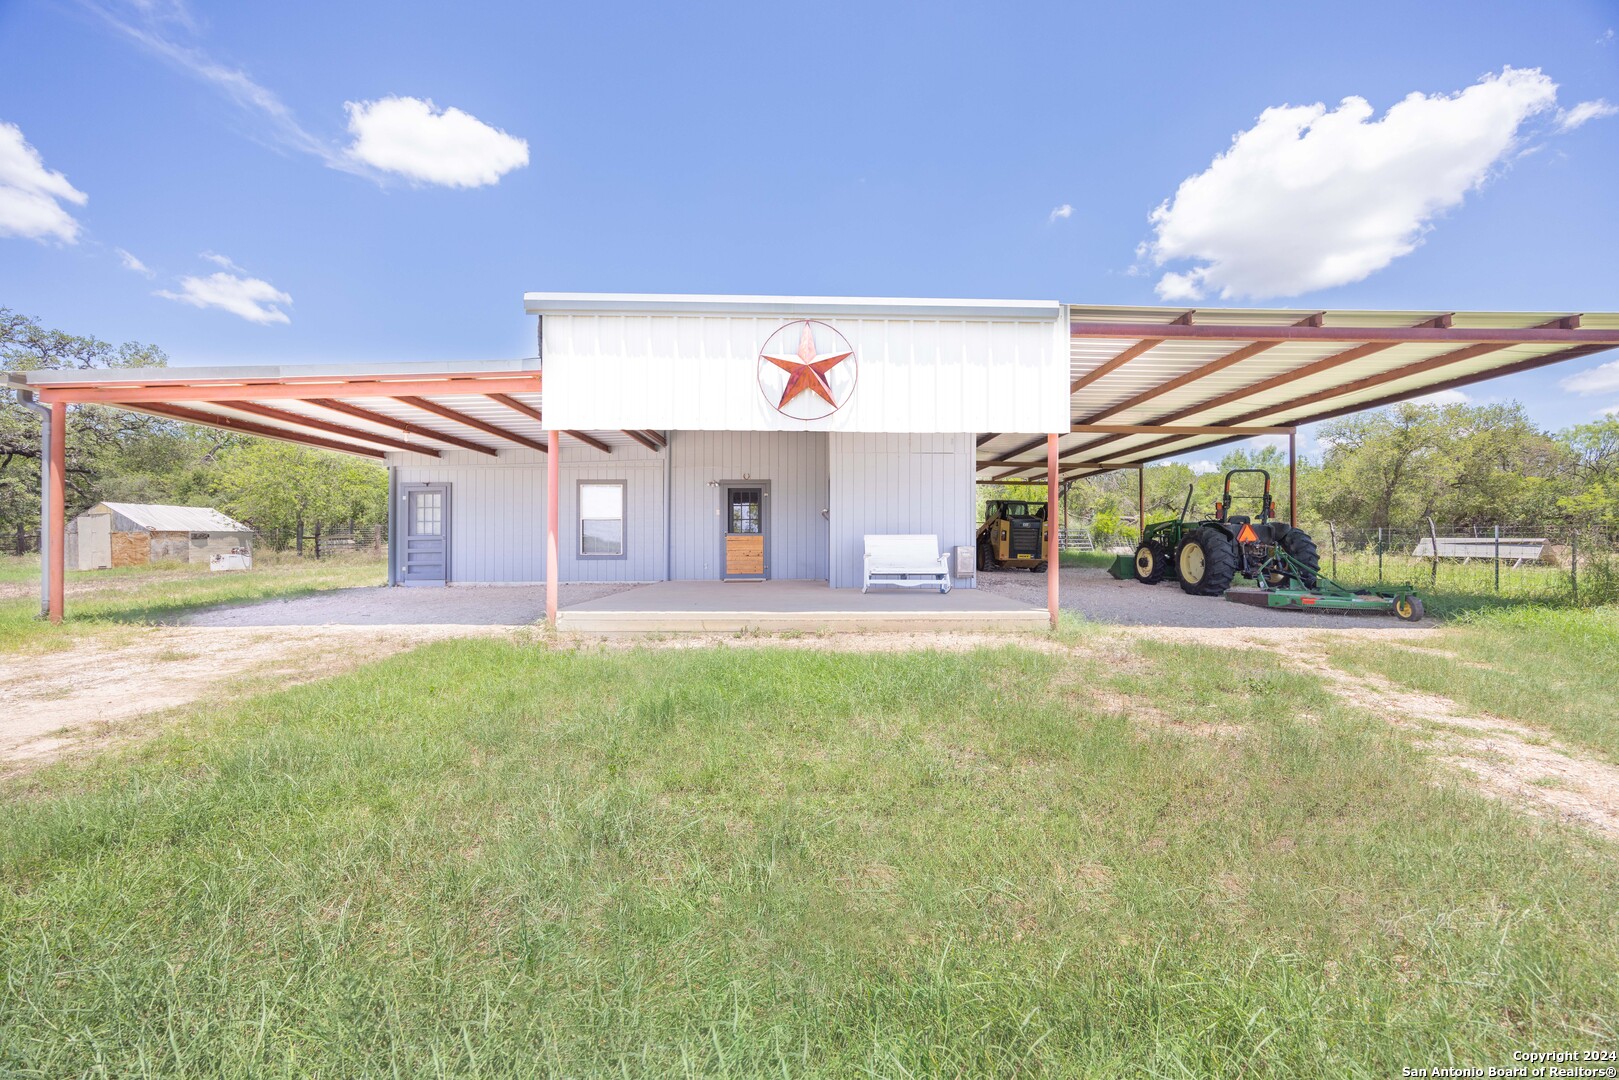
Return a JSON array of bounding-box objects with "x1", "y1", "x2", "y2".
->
[
  {"x1": 15, "y1": 356, "x2": 543, "y2": 386},
  {"x1": 524, "y1": 292, "x2": 1062, "y2": 320}
]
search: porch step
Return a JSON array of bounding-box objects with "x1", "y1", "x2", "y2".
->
[{"x1": 556, "y1": 608, "x2": 1049, "y2": 635}]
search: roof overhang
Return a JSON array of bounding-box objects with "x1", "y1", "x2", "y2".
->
[
  {"x1": 976, "y1": 305, "x2": 1619, "y2": 485},
  {"x1": 3, "y1": 362, "x2": 659, "y2": 460}
]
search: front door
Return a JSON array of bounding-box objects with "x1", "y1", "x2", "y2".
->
[
  {"x1": 723, "y1": 485, "x2": 766, "y2": 580},
  {"x1": 401, "y1": 483, "x2": 450, "y2": 586}
]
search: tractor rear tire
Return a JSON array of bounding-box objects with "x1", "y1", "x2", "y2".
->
[
  {"x1": 1177, "y1": 527, "x2": 1238, "y2": 596},
  {"x1": 1132, "y1": 540, "x2": 1171, "y2": 584},
  {"x1": 977, "y1": 542, "x2": 992, "y2": 572},
  {"x1": 1277, "y1": 528, "x2": 1321, "y2": 589}
]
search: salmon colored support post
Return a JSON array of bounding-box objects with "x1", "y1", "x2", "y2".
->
[
  {"x1": 47, "y1": 401, "x2": 65, "y2": 623},
  {"x1": 1046, "y1": 433, "x2": 1059, "y2": 629},
  {"x1": 546, "y1": 429, "x2": 559, "y2": 627}
]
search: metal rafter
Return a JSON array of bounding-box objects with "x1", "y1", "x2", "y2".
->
[
  {"x1": 217, "y1": 400, "x2": 442, "y2": 457},
  {"x1": 1068, "y1": 318, "x2": 1606, "y2": 344},
  {"x1": 484, "y1": 394, "x2": 615, "y2": 454},
  {"x1": 35, "y1": 374, "x2": 544, "y2": 406},
  {"x1": 394, "y1": 397, "x2": 550, "y2": 453},
  {"x1": 623, "y1": 430, "x2": 662, "y2": 452},
  {"x1": 307, "y1": 398, "x2": 499, "y2": 456},
  {"x1": 129, "y1": 403, "x2": 387, "y2": 459}
]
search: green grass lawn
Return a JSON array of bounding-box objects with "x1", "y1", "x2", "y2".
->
[
  {"x1": 0, "y1": 553, "x2": 385, "y2": 654},
  {"x1": 2, "y1": 635, "x2": 1615, "y2": 1076},
  {"x1": 1327, "y1": 604, "x2": 1619, "y2": 764}
]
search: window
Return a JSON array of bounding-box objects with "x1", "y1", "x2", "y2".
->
[
  {"x1": 413, "y1": 490, "x2": 443, "y2": 536},
  {"x1": 579, "y1": 482, "x2": 625, "y2": 556}
]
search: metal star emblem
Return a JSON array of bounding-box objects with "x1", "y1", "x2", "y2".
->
[{"x1": 762, "y1": 322, "x2": 852, "y2": 411}]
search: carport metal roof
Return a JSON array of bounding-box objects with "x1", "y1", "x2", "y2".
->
[
  {"x1": 4, "y1": 358, "x2": 665, "y2": 456},
  {"x1": 976, "y1": 305, "x2": 1619, "y2": 484}
]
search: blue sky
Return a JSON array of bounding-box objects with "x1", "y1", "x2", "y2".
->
[{"x1": 2, "y1": 0, "x2": 1617, "y2": 458}]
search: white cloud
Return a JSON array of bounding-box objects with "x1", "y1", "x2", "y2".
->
[
  {"x1": 116, "y1": 247, "x2": 153, "y2": 275},
  {"x1": 1557, "y1": 99, "x2": 1618, "y2": 131},
  {"x1": 1048, "y1": 203, "x2": 1074, "y2": 223},
  {"x1": 0, "y1": 120, "x2": 88, "y2": 243},
  {"x1": 157, "y1": 265, "x2": 292, "y2": 325},
  {"x1": 343, "y1": 97, "x2": 529, "y2": 188},
  {"x1": 199, "y1": 249, "x2": 243, "y2": 270},
  {"x1": 1563, "y1": 359, "x2": 1619, "y2": 396},
  {"x1": 1602, "y1": 403, "x2": 1618, "y2": 416},
  {"x1": 1600, "y1": 28, "x2": 1614, "y2": 45},
  {"x1": 1143, "y1": 67, "x2": 1561, "y2": 301},
  {"x1": 1414, "y1": 389, "x2": 1471, "y2": 407},
  {"x1": 1188, "y1": 459, "x2": 1219, "y2": 475}
]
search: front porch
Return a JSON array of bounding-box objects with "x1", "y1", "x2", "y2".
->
[{"x1": 557, "y1": 579, "x2": 1047, "y2": 634}]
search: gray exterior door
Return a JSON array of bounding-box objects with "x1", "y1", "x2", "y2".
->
[{"x1": 400, "y1": 483, "x2": 450, "y2": 586}]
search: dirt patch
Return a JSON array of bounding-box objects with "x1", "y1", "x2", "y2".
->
[
  {"x1": 1289, "y1": 649, "x2": 1619, "y2": 841},
  {"x1": 0, "y1": 624, "x2": 519, "y2": 772}
]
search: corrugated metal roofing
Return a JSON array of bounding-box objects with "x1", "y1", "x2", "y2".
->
[
  {"x1": 977, "y1": 304, "x2": 1619, "y2": 484},
  {"x1": 95, "y1": 503, "x2": 252, "y2": 532}
]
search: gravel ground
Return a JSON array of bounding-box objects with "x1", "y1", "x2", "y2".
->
[
  {"x1": 978, "y1": 566, "x2": 1430, "y2": 633},
  {"x1": 182, "y1": 582, "x2": 635, "y2": 627}
]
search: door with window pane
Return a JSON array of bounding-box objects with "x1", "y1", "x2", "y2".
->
[
  {"x1": 401, "y1": 483, "x2": 450, "y2": 586},
  {"x1": 723, "y1": 485, "x2": 766, "y2": 580}
]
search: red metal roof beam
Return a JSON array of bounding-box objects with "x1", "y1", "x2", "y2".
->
[
  {"x1": 1068, "y1": 320, "x2": 1611, "y2": 343},
  {"x1": 129, "y1": 403, "x2": 387, "y2": 458},
  {"x1": 306, "y1": 399, "x2": 498, "y2": 456},
  {"x1": 394, "y1": 397, "x2": 549, "y2": 453},
  {"x1": 217, "y1": 400, "x2": 442, "y2": 457},
  {"x1": 34, "y1": 373, "x2": 544, "y2": 406}
]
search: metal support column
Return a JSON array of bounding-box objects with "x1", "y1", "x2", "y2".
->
[
  {"x1": 1288, "y1": 429, "x2": 1298, "y2": 528},
  {"x1": 1046, "y1": 434, "x2": 1059, "y2": 629},
  {"x1": 1138, "y1": 466, "x2": 1146, "y2": 542},
  {"x1": 546, "y1": 429, "x2": 560, "y2": 627},
  {"x1": 47, "y1": 401, "x2": 66, "y2": 623},
  {"x1": 386, "y1": 466, "x2": 398, "y2": 586}
]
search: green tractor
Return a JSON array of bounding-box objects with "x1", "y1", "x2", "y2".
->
[
  {"x1": 1130, "y1": 469, "x2": 1321, "y2": 595},
  {"x1": 1120, "y1": 468, "x2": 1424, "y2": 620}
]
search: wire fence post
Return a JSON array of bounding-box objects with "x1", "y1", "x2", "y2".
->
[
  {"x1": 1427, "y1": 516, "x2": 1439, "y2": 587},
  {"x1": 1493, "y1": 524, "x2": 1500, "y2": 593},
  {"x1": 1571, "y1": 527, "x2": 1579, "y2": 604},
  {"x1": 313, "y1": 521, "x2": 322, "y2": 560},
  {"x1": 1328, "y1": 522, "x2": 1337, "y2": 579},
  {"x1": 13, "y1": 524, "x2": 23, "y2": 558},
  {"x1": 1377, "y1": 527, "x2": 1384, "y2": 583}
]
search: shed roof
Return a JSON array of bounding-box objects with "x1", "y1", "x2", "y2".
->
[
  {"x1": 91, "y1": 503, "x2": 252, "y2": 532},
  {"x1": 975, "y1": 304, "x2": 1619, "y2": 484}
]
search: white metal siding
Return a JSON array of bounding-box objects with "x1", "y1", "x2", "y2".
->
[
  {"x1": 388, "y1": 441, "x2": 666, "y2": 583},
  {"x1": 542, "y1": 313, "x2": 1068, "y2": 434},
  {"x1": 668, "y1": 430, "x2": 829, "y2": 581},
  {"x1": 828, "y1": 433, "x2": 976, "y2": 589}
]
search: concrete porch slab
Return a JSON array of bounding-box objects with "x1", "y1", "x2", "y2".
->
[{"x1": 557, "y1": 579, "x2": 1047, "y2": 634}]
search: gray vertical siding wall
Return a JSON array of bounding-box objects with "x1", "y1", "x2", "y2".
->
[
  {"x1": 388, "y1": 440, "x2": 666, "y2": 583},
  {"x1": 668, "y1": 430, "x2": 829, "y2": 581},
  {"x1": 827, "y1": 432, "x2": 976, "y2": 589}
]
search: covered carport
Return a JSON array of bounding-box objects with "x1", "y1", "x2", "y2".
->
[
  {"x1": 977, "y1": 306, "x2": 1619, "y2": 539},
  {"x1": 3, "y1": 359, "x2": 651, "y2": 624}
]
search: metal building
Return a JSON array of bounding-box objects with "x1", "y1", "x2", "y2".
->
[
  {"x1": 7, "y1": 293, "x2": 1618, "y2": 630},
  {"x1": 64, "y1": 502, "x2": 253, "y2": 570}
]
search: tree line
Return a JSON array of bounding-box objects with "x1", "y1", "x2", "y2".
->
[
  {"x1": 1002, "y1": 399, "x2": 1619, "y2": 540},
  {"x1": 1, "y1": 309, "x2": 386, "y2": 545}
]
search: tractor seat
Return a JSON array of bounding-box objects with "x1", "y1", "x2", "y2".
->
[{"x1": 1226, "y1": 514, "x2": 1251, "y2": 526}]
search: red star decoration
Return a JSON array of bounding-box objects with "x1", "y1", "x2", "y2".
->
[{"x1": 763, "y1": 322, "x2": 852, "y2": 411}]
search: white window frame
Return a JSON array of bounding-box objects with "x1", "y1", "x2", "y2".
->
[{"x1": 578, "y1": 480, "x2": 626, "y2": 558}]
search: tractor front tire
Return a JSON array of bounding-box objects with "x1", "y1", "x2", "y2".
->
[
  {"x1": 1277, "y1": 528, "x2": 1321, "y2": 589},
  {"x1": 1177, "y1": 527, "x2": 1238, "y2": 596},
  {"x1": 1132, "y1": 540, "x2": 1171, "y2": 584}
]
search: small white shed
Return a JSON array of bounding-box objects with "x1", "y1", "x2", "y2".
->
[{"x1": 67, "y1": 502, "x2": 253, "y2": 570}]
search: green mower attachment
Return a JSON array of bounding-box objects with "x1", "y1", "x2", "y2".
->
[{"x1": 1226, "y1": 547, "x2": 1426, "y2": 622}]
